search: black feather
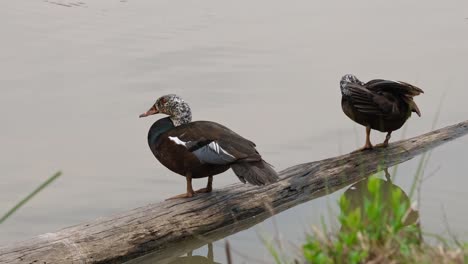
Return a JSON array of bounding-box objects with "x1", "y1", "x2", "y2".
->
[{"x1": 231, "y1": 160, "x2": 279, "y2": 186}]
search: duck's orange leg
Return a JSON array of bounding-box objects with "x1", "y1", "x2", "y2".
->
[
  {"x1": 195, "y1": 176, "x2": 213, "y2": 193},
  {"x1": 376, "y1": 132, "x2": 392, "y2": 148},
  {"x1": 353, "y1": 126, "x2": 373, "y2": 152},
  {"x1": 166, "y1": 173, "x2": 195, "y2": 200},
  {"x1": 364, "y1": 127, "x2": 373, "y2": 149}
]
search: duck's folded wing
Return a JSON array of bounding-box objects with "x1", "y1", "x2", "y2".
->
[
  {"x1": 187, "y1": 140, "x2": 236, "y2": 165},
  {"x1": 366, "y1": 79, "x2": 424, "y2": 97},
  {"x1": 190, "y1": 139, "x2": 261, "y2": 165},
  {"x1": 167, "y1": 122, "x2": 261, "y2": 165},
  {"x1": 345, "y1": 83, "x2": 396, "y2": 116}
]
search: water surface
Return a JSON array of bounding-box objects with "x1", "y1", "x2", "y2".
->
[{"x1": 1, "y1": 0, "x2": 468, "y2": 262}]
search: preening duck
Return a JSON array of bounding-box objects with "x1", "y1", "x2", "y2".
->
[
  {"x1": 139, "y1": 94, "x2": 279, "y2": 199},
  {"x1": 340, "y1": 74, "x2": 424, "y2": 151}
]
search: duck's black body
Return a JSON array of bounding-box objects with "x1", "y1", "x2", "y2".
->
[
  {"x1": 341, "y1": 79, "x2": 422, "y2": 132},
  {"x1": 148, "y1": 117, "x2": 276, "y2": 185},
  {"x1": 140, "y1": 94, "x2": 278, "y2": 198},
  {"x1": 340, "y1": 75, "x2": 423, "y2": 149}
]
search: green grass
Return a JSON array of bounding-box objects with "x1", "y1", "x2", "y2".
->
[
  {"x1": 300, "y1": 173, "x2": 467, "y2": 264},
  {"x1": 303, "y1": 174, "x2": 417, "y2": 264},
  {"x1": 0, "y1": 171, "x2": 62, "y2": 225}
]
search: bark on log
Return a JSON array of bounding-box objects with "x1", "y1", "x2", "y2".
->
[{"x1": 1, "y1": 120, "x2": 468, "y2": 264}]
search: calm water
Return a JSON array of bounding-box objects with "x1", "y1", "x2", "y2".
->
[{"x1": 1, "y1": 0, "x2": 468, "y2": 262}]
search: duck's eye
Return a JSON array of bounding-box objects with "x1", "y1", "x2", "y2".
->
[
  {"x1": 160, "y1": 98, "x2": 167, "y2": 105},
  {"x1": 156, "y1": 98, "x2": 167, "y2": 110}
]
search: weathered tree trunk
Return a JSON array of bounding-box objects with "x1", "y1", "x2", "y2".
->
[{"x1": 1, "y1": 120, "x2": 468, "y2": 264}]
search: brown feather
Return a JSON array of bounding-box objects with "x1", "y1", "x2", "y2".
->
[{"x1": 341, "y1": 78, "x2": 423, "y2": 133}]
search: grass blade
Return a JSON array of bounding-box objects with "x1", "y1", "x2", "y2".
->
[{"x1": 0, "y1": 171, "x2": 62, "y2": 224}]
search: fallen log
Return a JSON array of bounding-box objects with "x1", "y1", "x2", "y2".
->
[{"x1": 1, "y1": 120, "x2": 467, "y2": 264}]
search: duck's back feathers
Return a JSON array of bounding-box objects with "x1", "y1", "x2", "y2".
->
[
  {"x1": 365, "y1": 79, "x2": 423, "y2": 117},
  {"x1": 343, "y1": 79, "x2": 423, "y2": 119},
  {"x1": 165, "y1": 121, "x2": 261, "y2": 163},
  {"x1": 365, "y1": 79, "x2": 424, "y2": 97},
  {"x1": 166, "y1": 121, "x2": 278, "y2": 185},
  {"x1": 343, "y1": 83, "x2": 397, "y2": 117}
]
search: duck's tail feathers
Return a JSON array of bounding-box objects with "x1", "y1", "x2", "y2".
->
[{"x1": 231, "y1": 160, "x2": 279, "y2": 186}]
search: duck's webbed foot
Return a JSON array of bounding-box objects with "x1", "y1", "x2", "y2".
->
[
  {"x1": 195, "y1": 188, "x2": 212, "y2": 193},
  {"x1": 195, "y1": 176, "x2": 213, "y2": 193},
  {"x1": 352, "y1": 127, "x2": 373, "y2": 153},
  {"x1": 166, "y1": 173, "x2": 196, "y2": 200},
  {"x1": 374, "y1": 142, "x2": 388, "y2": 148},
  {"x1": 352, "y1": 143, "x2": 373, "y2": 153},
  {"x1": 166, "y1": 191, "x2": 195, "y2": 200}
]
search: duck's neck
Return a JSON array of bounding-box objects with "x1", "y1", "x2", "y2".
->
[
  {"x1": 148, "y1": 117, "x2": 175, "y2": 145},
  {"x1": 169, "y1": 106, "x2": 192, "y2": 127}
]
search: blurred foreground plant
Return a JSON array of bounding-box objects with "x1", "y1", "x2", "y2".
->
[
  {"x1": 0, "y1": 171, "x2": 62, "y2": 225},
  {"x1": 302, "y1": 174, "x2": 466, "y2": 264}
]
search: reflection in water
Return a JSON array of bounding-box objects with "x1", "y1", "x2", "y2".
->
[
  {"x1": 341, "y1": 169, "x2": 420, "y2": 233},
  {"x1": 168, "y1": 243, "x2": 220, "y2": 264},
  {"x1": 127, "y1": 243, "x2": 221, "y2": 264}
]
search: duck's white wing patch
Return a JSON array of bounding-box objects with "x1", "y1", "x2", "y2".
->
[
  {"x1": 192, "y1": 141, "x2": 236, "y2": 165},
  {"x1": 168, "y1": 136, "x2": 189, "y2": 147}
]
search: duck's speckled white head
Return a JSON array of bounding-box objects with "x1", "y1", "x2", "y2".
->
[
  {"x1": 139, "y1": 94, "x2": 192, "y2": 126},
  {"x1": 340, "y1": 74, "x2": 365, "y2": 96}
]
